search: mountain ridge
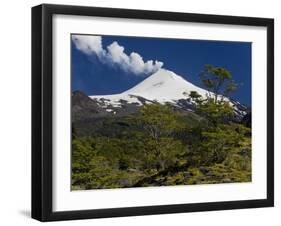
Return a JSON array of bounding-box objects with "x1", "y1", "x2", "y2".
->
[
  {"x1": 89, "y1": 69, "x2": 210, "y2": 107},
  {"x1": 72, "y1": 69, "x2": 248, "y2": 123}
]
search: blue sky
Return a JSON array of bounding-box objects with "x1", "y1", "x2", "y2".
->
[{"x1": 71, "y1": 34, "x2": 252, "y2": 106}]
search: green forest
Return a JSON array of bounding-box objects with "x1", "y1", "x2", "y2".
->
[{"x1": 71, "y1": 65, "x2": 251, "y2": 190}]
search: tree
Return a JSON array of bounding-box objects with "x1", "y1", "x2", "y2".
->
[
  {"x1": 200, "y1": 123, "x2": 250, "y2": 164},
  {"x1": 199, "y1": 64, "x2": 237, "y2": 103},
  {"x1": 189, "y1": 91, "x2": 234, "y2": 127},
  {"x1": 186, "y1": 64, "x2": 249, "y2": 165},
  {"x1": 197, "y1": 97, "x2": 234, "y2": 126},
  {"x1": 71, "y1": 138, "x2": 95, "y2": 189},
  {"x1": 130, "y1": 104, "x2": 186, "y2": 171},
  {"x1": 189, "y1": 90, "x2": 202, "y2": 99},
  {"x1": 142, "y1": 137, "x2": 185, "y2": 171},
  {"x1": 133, "y1": 104, "x2": 183, "y2": 139},
  {"x1": 188, "y1": 64, "x2": 238, "y2": 127}
]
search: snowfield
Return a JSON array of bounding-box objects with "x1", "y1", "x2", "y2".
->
[{"x1": 90, "y1": 69, "x2": 211, "y2": 107}]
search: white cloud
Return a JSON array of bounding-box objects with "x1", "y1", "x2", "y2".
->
[
  {"x1": 106, "y1": 41, "x2": 130, "y2": 68},
  {"x1": 72, "y1": 35, "x2": 104, "y2": 56},
  {"x1": 72, "y1": 35, "x2": 163, "y2": 75}
]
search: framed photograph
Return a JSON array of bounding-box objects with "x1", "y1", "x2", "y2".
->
[{"x1": 32, "y1": 4, "x2": 274, "y2": 221}]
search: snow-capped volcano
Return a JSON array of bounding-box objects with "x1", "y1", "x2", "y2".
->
[
  {"x1": 90, "y1": 69, "x2": 209, "y2": 108},
  {"x1": 72, "y1": 69, "x2": 250, "y2": 136},
  {"x1": 70, "y1": 68, "x2": 248, "y2": 121}
]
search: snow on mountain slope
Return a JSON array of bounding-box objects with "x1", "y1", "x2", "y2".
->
[
  {"x1": 87, "y1": 69, "x2": 247, "y2": 120},
  {"x1": 90, "y1": 69, "x2": 210, "y2": 108},
  {"x1": 124, "y1": 69, "x2": 209, "y2": 101}
]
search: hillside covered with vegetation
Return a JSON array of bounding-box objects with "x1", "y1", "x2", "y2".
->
[{"x1": 71, "y1": 65, "x2": 251, "y2": 190}]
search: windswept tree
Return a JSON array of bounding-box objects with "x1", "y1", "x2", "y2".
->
[
  {"x1": 188, "y1": 64, "x2": 238, "y2": 126},
  {"x1": 199, "y1": 64, "x2": 238, "y2": 103},
  {"x1": 134, "y1": 104, "x2": 183, "y2": 139},
  {"x1": 131, "y1": 104, "x2": 185, "y2": 171},
  {"x1": 187, "y1": 64, "x2": 249, "y2": 164}
]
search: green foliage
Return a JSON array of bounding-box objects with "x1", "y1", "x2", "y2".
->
[
  {"x1": 197, "y1": 97, "x2": 234, "y2": 126},
  {"x1": 200, "y1": 123, "x2": 250, "y2": 164},
  {"x1": 141, "y1": 137, "x2": 185, "y2": 171},
  {"x1": 199, "y1": 64, "x2": 238, "y2": 102},
  {"x1": 71, "y1": 138, "x2": 95, "y2": 189},
  {"x1": 189, "y1": 90, "x2": 202, "y2": 100},
  {"x1": 72, "y1": 65, "x2": 251, "y2": 190},
  {"x1": 131, "y1": 104, "x2": 183, "y2": 139}
]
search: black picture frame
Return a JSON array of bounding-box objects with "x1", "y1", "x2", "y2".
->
[{"x1": 32, "y1": 3, "x2": 274, "y2": 222}]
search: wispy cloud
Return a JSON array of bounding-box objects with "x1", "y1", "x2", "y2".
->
[{"x1": 72, "y1": 35, "x2": 164, "y2": 75}]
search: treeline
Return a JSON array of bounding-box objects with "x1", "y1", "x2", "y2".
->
[{"x1": 72, "y1": 103, "x2": 251, "y2": 190}]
